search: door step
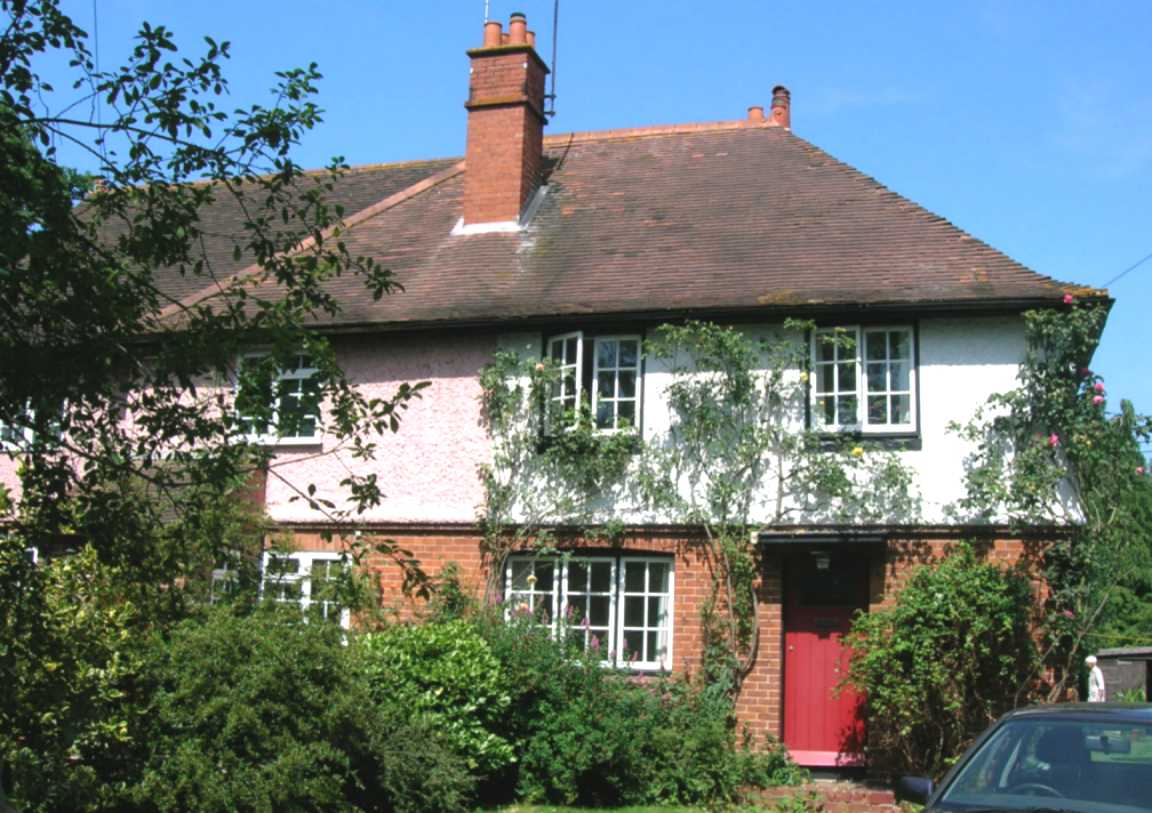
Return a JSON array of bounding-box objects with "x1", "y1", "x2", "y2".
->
[{"x1": 753, "y1": 780, "x2": 900, "y2": 812}]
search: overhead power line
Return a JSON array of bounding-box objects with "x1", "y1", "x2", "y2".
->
[{"x1": 1102, "y1": 249, "x2": 1152, "y2": 289}]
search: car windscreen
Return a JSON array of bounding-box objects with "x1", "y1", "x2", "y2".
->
[{"x1": 937, "y1": 718, "x2": 1152, "y2": 812}]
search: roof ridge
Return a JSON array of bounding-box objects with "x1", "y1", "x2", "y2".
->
[
  {"x1": 542, "y1": 119, "x2": 786, "y2": 146},
  {"x1": 157, "y1": 161, "x2": 465, "y2": 318}
]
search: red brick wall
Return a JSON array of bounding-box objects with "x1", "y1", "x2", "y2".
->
[
  {"x1": 738, "y1": 536, "x2": 1045, "y2": 741},
  {"x1": 279, "y1": 528, "x2": 1043, "y2": 740}
]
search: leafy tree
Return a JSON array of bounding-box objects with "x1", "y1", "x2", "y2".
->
[
  {"x1": 951, "y1": 301, "x2": 1152, "y2": 697},
  {"x1": 0, "y1": 0, "x2": 427, "y2": 802}
]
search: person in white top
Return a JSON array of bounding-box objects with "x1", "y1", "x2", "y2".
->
[{"x1": 1086, "y1": 654, "x2": 1106, "y2": 702}]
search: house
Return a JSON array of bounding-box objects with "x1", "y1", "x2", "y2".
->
[{"x1": 9, "y1": 12, "x2": 1105, "y2": 768}]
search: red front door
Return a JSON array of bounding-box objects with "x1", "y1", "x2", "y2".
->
[{"x1": 783, "y1": 551, "x2": 868, "y2": 767}]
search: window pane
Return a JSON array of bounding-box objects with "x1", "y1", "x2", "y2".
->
[
  {"x1": 817, "y1": 337, "x2": 836, "y2": 363},
  {"x1": 569, "y1": 561, "x2": 588, "y2": 592},
  {"x1": 890, "y1": 362, "x2": 909, "y2": 391},
  {"x1": 648, "y1": 563, "x2": 670, "y2": 592},
  {"x1": 647, "y1": 631, "x2": 659, "y2": 660},
  {"x1": 623, "y1": 630, "x2": 644, "y2": 660},
  {"x1": 565, "y1": 338, "x2": 578, "y2": 365},
  {"x1": 550, "y1": 340, "x2": 564, "y2": 362},
  {"x1": 838, "y1": 396, "x2": 857, "y2": 423},
  {"x1": 617, "y1": 401, "x2": 635, "y2": 425},
  {"x1": 597, "y1": 371, "x2": 615, "y2": 397},
  {"x1": 596, "y1": 401, "x2": 613, "y2": 428},
  {"x1": 865, "y1": 332, "x2": 887, "y2": 360},
  {"x1": 868, "y1": 395, "x2": 887, "y2": 423},
  {"x1": 267, "y1": 556, "x2": 300, "y2": 576},
  {"x1": 866, "y1": 363, "x2": 887, "y2": 392},
  {"x1": 590, "y1": 562, "x2": 612, "y2": 592},
  {"x1": 590, "y1": 595, "x2": 610, "y2": 626},
  {"x1": 534, "y1": 562, "x2": 554, "y2": 592},
  {"x1": 618, "y1": 371, "x2": 636, "y2": 398},
  {"x1": 625, "y1": 563, "x2": 645, "y2": 592},
  {"x1": 837, "y1": 362, "x2": 856, "y2": 391},
  {"x1": 510, "y1": 560, "x2": 533, "y2": 590},
  {"x1": 648, "y1": 596, "x2": 664, "y2": 623},
  {"x1": 818, "y1": 396, "x2": 835, "y2": 424},
  {"x1": 619, "y1": 340, "x2": 638, "y2": 368},
  {"x1": 893, "y1": 394, "x2": 912, "y2": 424},
  {"x1": 624, "y1": 596, "x2": 644, "y2": 626},
  {"x1": 815, "y1": 364, "x2": 834, "y2": 394},
  {"x1": 889, "y1": 330, "x2": 910, "y2": 359},
  {"x1": 597, "y1": 339, "x2": 617, "y2": 368}
]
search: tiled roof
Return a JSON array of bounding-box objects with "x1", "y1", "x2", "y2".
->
[
  {"x1": 146, "y1": 159, "x2": 458, "y2": 303},
  {"x1": 161, "y1": 123, "x2": 1096, "y2": 327}
]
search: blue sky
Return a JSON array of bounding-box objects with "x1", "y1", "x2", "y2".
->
[{"x1": 47, "y1": 1, "x2": 1152, "y2": 422}]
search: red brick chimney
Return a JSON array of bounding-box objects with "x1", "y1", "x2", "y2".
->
[{"x1": 463, "y1": 12, "x2": 550, "y2": 228}]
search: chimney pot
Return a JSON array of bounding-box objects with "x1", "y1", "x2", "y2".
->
[
  {"x1": 483, "y1": 20, "x2": 502, "y2": 48},
  {"x1": 508, "y1": 12, "x2": 528, "y2": 45},
  {"x1": 770, "y1": 85, "x2": 792, "y2": 129},
  {"x1": 526, "y1": 30, "x2": 536, "y2": 47},
  {"x1": 747, "y1": 105, "x2": 766, "y2": 124},
  {"x1": 501, "y1": 31, "x2": 510, "y2": 45}
]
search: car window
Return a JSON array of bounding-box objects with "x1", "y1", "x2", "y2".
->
[{"x1": 938, "y1": 718, "x2": 1152, "y2": 813}]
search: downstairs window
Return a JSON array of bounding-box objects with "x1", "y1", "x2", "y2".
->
[{"x1": 504, "y1": 554, "x2": 673, "y2": 670}]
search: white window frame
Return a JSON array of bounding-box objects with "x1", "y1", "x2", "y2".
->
[
  {"x1": 590, "y1": 335, "x2": 643, "y2": 433},
  {"x1": 259, "y1": 551, "x2": 350, "y2": 629},
  {"x1": 546, "y1": 331, "x2": 584, "y2": 429},
  {"x1": 615, "y1": 556, "x2": 675, "y2": 671},
  {"x1": 235, "y1": 352, "x2": 323, "y2": 445},
  {"x1": 504, "y1": 553, "x2": 673, "y2": 671},
  {"x1": 545, "y1": 331, "x2": 644, "y2": 434},
  {"x1": 810, "y1": 325, "x2": 917, "y2": 434},
  {"x1": 1, "y1": 405, "x2": 38, "y2": 451},
  {"x1": 25, "y1": 546, "x2": 38, "y2": 565}
]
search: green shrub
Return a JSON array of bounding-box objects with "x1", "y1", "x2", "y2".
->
[
  {"x1": 474, "y1": 611, "x2": 804, "y2": 806},
  {"x1": 844, "y1": 543, "x2": 1040, "y2": 779},
  {"x1": 129, "y1": 606, "x2": 472, "y2": 813},
  {"x1": 357, "y1": 619, "x2": 514, "y2": 774}
]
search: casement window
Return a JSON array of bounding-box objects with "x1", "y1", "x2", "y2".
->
[
  {"x1": 811, "y1": 326, "x2": 916, "y2": 433},
  {"x1": 235, "y1": 353, "x2": 322, "y2": 443},
  {"x1": 504, "y1": 554, "x2": 673, "y2": 670},
  {"x1": 260, "y1": 551, "x2": 350, "y2": 628},
  {"x1": 0, "y1": 405, "x2": 41, "y2": 449},
  {"x1": 545, "y1": 332, "x2": 642, "y2": 432}
]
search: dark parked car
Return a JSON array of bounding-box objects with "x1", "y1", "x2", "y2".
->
[{"x1": 898, "y1": 704, "x2": 1152, "y2": 812}]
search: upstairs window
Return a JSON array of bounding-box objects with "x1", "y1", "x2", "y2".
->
[
  {"x1": 260, "y1": 551, "x2": 350, "y2": 628},
  {"x1": 545, "y1": 332, "x2": 642, "y2": 433},
  {"x1": 504, "y1": 554, "x2": 673, "y2": 671},
  {"x1": 812, "y1": 326, "x2": 916, "y2": 433},
  {"x1": 236, "y1": 353, "x2": 322, "y2": 443}
]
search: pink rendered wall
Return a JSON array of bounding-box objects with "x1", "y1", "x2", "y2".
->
[
  {"x1": 264, "y1": 332, "x2": 497, "y2": 523},
  {"x1": 0, "y1": 454, "x2": 21, "y2": 507}
]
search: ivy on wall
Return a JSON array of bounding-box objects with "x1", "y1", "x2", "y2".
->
[{"x1": 478, "y1": 320, "x2": 921, "y2": 685}]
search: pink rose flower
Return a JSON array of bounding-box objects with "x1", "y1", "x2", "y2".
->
[
  {"x1": 1063, "y1": 294, "x2": 1075, "y2": 305},
  {"x1": 1138, "y1": 466, "x2": 1146, "y2": 476},
  {"x1": 1093, "y1": 381, "x2": 1105, "y2": 393},
  {"x1": 534, "y1": 362, "x2": 546, "y2": 372},
  {"x1": 1062, "y1": 609, "x2": 1075, "y2": 620},
  {"x1": 1093, "y1": 395, "x2": 1104, "y2": 405},
  {"x1": 1048, "y1": 433, "x2": 1060, "y2": 448}
]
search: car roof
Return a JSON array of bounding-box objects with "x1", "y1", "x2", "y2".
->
[{"x1": 1004, "y1": 703, "x2": 1152, "y2": 723}]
